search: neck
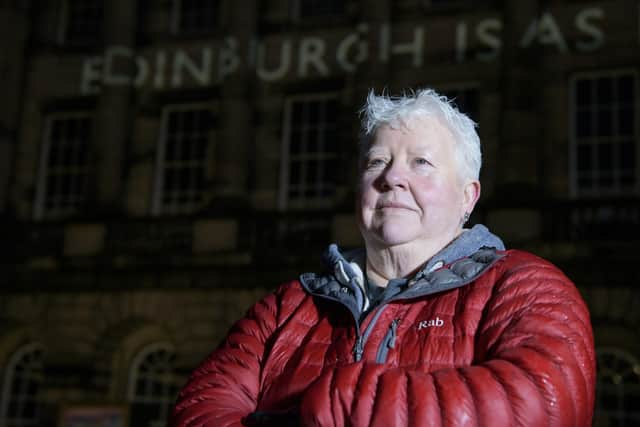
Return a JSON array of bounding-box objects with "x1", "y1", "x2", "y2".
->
[{"x1": 365, "y1": 230, "x2": 463, "y2": 287}]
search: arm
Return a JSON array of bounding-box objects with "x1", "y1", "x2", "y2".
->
[
  {"x1": 299, "y1": 256, "x2": 596, "y2": 427},
  {"x1": 171, "y1": 282, "x2": 301, "y2": 427}
]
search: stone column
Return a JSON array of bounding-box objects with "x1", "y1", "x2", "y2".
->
[
  {"x1": 215, "y1": 0, "x2": 257, "y2": 208},
  {"x1": 0, "y1": 2, "x2": 31, "y2": 215},
  {"x1": 497, "y1": 0, "x2": 544, "y2": 192},
  {"x1": 92, "y1": 0, "x2": 137, "y2": 212},
  {"x1": 355, "y1": 0, "x2": 391, "y2": 95}
]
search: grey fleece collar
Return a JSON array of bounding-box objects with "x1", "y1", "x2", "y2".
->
[
  {"x1": 344, "y1": 224, "x2": 504, "y2": 278},
  {"x1": 300, "y1": 224, "x2": 506, "y2": 318},
  {"x1": 418, "y1": 224, "x2": 505, "y2": 277}
]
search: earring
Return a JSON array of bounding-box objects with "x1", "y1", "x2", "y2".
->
[{"x1": 462, "y1": 212, "x2": 470, "y2": 225}]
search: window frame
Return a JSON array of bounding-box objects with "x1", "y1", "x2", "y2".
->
[
  {"x1": 152, "y1": 102, "x2": 214, "y2": 216},
  {"x1": 290, "y1": 0, "x2": 347, "y2": 22},
  {"x1": 34, "y1": 111, "x2": 92, "y2": 221},
  {"x1": 0, "y1": 343, "x2": 44, "y2": 427},
  {"x1": 421, "y1": 0, "x2": 474, "y2": 12},
  {"x1": 127, "y1": 342, "x2": 179, "y2": 427},
  {"x1": 171, "y1": 0, "x2": 220, "y2": 35},
  {"x1": 279, "y1": 92, "x2": 341, "y2": 210},
  {"x1": 57, "y1": 0, "x2": 104, "y2": 46},
  {"x1": 594, "y1": 346, "x2": 640, "y2": 426},
  {"x1": 569, "y1": 69, "x2": 639, "y2": 198}
]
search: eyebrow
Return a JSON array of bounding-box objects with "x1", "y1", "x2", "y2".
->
[{"x1": 364, "y1": 147, "x2": 388, "y2": 157}]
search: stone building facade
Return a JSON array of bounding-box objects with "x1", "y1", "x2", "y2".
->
[{"x1": 1, "y1": 0, "x2": 639, "y2": 426}]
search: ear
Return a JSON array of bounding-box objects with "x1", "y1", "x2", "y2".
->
[{"x1": 462, "y1": 180, "x2": 481, "y2": 214}]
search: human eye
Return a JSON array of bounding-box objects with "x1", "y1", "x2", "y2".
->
[
  {"x1": 413, "y1": 157, "x2": 432, "y2": 167},
  {"x1": 365, "y1": 157, "x2": 386, "y2": 169}
]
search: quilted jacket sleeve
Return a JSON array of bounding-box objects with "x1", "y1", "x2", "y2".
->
[
  {"x1": 299, "y1": 252, "x2": 596, "y2": 427},
  {"x1": 170, "y1": 282, "x2": 301, "y2": 427}
]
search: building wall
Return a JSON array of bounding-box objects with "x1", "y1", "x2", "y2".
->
[{"x1": 1, "y1": 0, "x2": 639, "y2": 426}]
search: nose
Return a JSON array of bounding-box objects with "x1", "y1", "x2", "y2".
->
[{"x1": 376, "y1": 161, "x2": 409, "y2": 191}]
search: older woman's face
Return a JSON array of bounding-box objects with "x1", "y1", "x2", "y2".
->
[{"x1": 358, "y1": 117, "x2": 478, "y2": 251}]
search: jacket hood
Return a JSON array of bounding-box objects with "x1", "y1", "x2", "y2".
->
[{"x1": 300, "y1": 224, "x2": 505, "y2": 318}]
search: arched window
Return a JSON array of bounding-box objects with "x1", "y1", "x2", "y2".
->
[
  {"x1": 128, "y1": 343, "x2": 180, "y2": 427},
  {"x1": 594, "y1": 347, "x2": 640, "y2": 426},
  {"x1": 0, "y1": 343, "x2": 44, "y2": 427}
]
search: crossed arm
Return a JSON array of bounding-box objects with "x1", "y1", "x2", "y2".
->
[{"x1": 172, "y1": 263, "x2": 595, "y2": 427}]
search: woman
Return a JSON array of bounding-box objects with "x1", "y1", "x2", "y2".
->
[{"x1": 171, "y1": 89, "x2": 596, "y2": 426}]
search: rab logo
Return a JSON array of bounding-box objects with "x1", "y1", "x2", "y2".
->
[{"x1": 417, "y1": 317, "x2": 444, "y2": 330}]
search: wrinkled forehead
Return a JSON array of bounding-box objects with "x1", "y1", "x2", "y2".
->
[
  {"x1": 358, "y1": 115, "x2": 467, "y2": 179},
  {"x1": 361, "y1": 115, "x2": 457, "y2": 153}
]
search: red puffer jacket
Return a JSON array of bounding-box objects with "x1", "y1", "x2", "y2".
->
[{"x1": 171, "y1": 249, "x2": 596, "y2": 427}]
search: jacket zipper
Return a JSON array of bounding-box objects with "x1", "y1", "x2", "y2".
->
[
  {"x1": 303, "y1": 250, "x2": 505, "y2": 364},
  {"x1": 352, "y1": 304, "x2": 391, "y2": 362},
  {"x1": 375, "y1": 318, "x2": 400, "y2": 364}
]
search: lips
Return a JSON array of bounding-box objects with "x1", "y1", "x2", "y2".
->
[{"x1": 376, "y1": 201, "x2": 415, "y2": 211}]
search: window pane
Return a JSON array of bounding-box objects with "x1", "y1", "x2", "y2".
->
[
  {"x1": 298, "y1": 0, "x2": 345, "y2": 18},
  {"x1": 40, "y1": 115, "x2": 91, "y2": 218},
  {"x1": 129, "y1": 346, "x2": 179, "y2": 427},
  {"x1": 620, "y1": 142, "x2": 635, "y2": 170},
  {"x1": 159, "y1": 106, "x2": 213, "y2": 214},
  {"x1": 3, "y1": 345, "x2": 44, "y2": 426},
  {"x1": 618, "y1": 106, "x2": 633, "y2": 136},
  {"x1": 284, "y1": 95, "x2": 339, "y2": 206},
  {"x1": 65, "y1": 0, "x2": 103, "y2": 45},
  {"x1": 307, "y1": 159, "x2": 318, "y2": 184},
  {"x1": 577, "y1": 144, "x2": 592, "y2": 172},
  {"x1": 179, "y1": 0, "x2": 218, "y2": 33},
  {"x1": 572, "y1": 72, "x2": 638, "y2": 196},
  {"x1": 576, "y1": 79, "x2": 592, "y2": 105},
  {"x1": 595, "y1": 348, "x2": 640, "y2": 426},
  {"x1": 290, "y1": 132, "x2": 302, "y2": 156},
  {"x1": 596, "y1": 77, "x2": 613, "y2": 104},
  {"x1": 596, "y1": 108, "x2": 612, "y2": 136},
  {"x1": 576, "y1": 110, "x2": 592, "y2": 138},
  {"x1": 618, "y1": 75, "x2": 634, "y2": 104}
]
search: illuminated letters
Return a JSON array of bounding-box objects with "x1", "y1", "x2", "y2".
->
[
  {"x1": 475, "y1": 18, "x2": 502, "y2": 62},
  {"x1": 218, "y1": 37, "x2": 240, "y2": 81},
  {"x1": 256, "y1": 40, "x2": 292, "y2": 81},
  {"x1": 298, "y1": 37, "x2": 329, "y2": 77},
  {"x1": 76, "y1": 7, "x2": 614, "y2": 95},
  {"x1": 336, "y1": 24, "x2": 368, "y2": 72},
  {"x1": 575, "y1": 7, "x2": 604, "y2": 52},
  {"x1": 521, "y1": 12, "x2": 568, "y2": 52},
  {"x1": 171, "y1": 49, "x2": 212, "y2": 87},
  {"x1": 380, "y1": 23, "x2": 425, "y2": 67}
]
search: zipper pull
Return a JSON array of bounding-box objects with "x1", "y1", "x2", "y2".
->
[
  {"x1": 387, "y1": 319, "x2": 399, "y2": 349},
  {"x1": 353, "y1": 335, "x2": 365, "y2": 362}
]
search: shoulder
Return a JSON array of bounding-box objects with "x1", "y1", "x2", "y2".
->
[
  {"x1": 489, "y1": 249, "x2": 583, "y2": 302},
  {"x1": 254, "y1": 279, "x2": 314, "y2": 319},
  {"x1": 274, "y1": 279, "x2": 308, "y2": 299},
  {"x1": 494, "y1": 249, "x2": 569, "y2": 278}
]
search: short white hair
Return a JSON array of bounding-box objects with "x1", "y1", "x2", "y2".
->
[{"x1": 359, "y1": 88, "x2": 481, "y2": 181}]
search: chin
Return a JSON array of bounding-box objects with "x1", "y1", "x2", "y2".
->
[{"x1": 373, "y1": 224, "x2": 421, "y2": 248}]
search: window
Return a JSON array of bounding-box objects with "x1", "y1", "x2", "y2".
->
[
  {"x1": 35, "y1": 113, "x2": 91, "y2": 220},
  {"x1": 172, "y1": 0, "x2": 219, "y2": 34},
  {"x1": 292, "y1": 0, "x2": 345, "y2": 20},
  {"x1": 280, "y1": 94, "x2": 340, "y2": 209},
  {"x1": 128, "y1": 343, "x2": 180, "y2": 427},
  {"x1": 423, "y1": 0, "x2": 471, "y2": 9},
  {"x1": 154, "y1": 105, "x2": 213, "y2": 215},
  {"x1": 0, "y1": 344, "x2": 44, "y2": 427},
  {"x1": 571, "y1": 71, "x2": 638, "y2": 197},
  {"x1": 594, "y1": 347, "x2": 640, "y2": 426},
  {"x1": 60, "y1": 0, "x2": 103, "y2": 45},
  {"x1": 441, "y1": 86, "x2": 479, "y2": 122}
]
